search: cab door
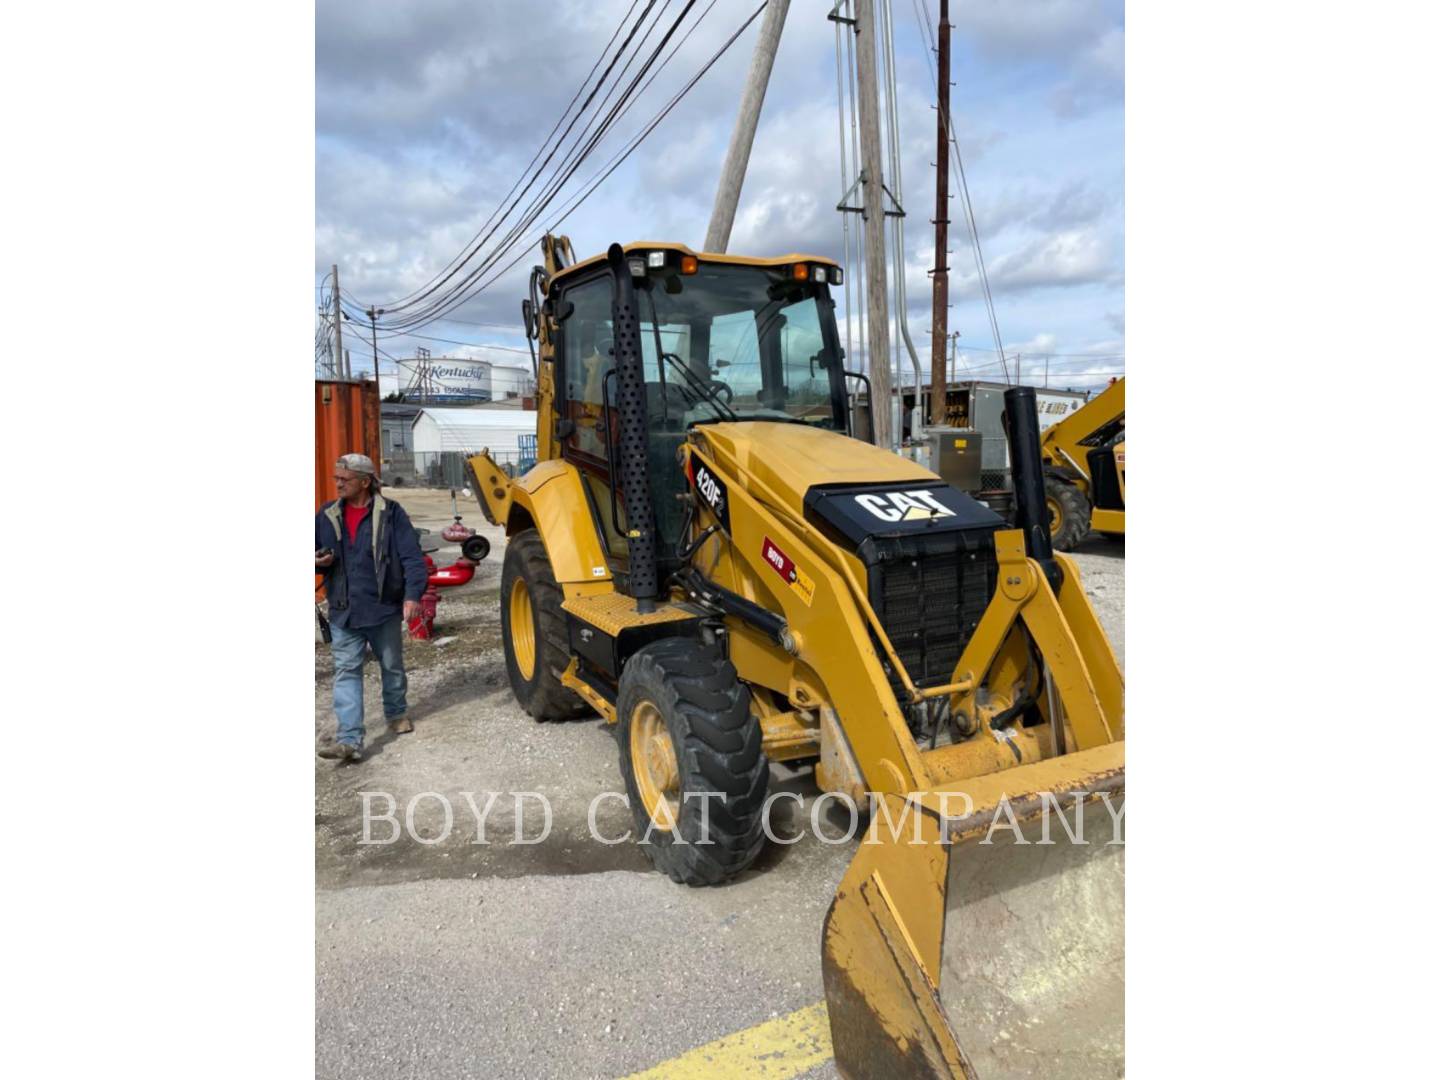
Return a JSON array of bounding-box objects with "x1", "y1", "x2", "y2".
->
[{"x1": 553, "y1": 273, "x2": 690, "y2": 572}]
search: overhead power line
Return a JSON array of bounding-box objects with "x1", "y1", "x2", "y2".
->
[
  {"x1": 377, "y1": 0, "x2": 661, "y2": 316},
  {"x1": 388, "y1": 0, "x2": 763, "y2": 332},
  {"x1": 370, "y1": 0, "x2": 703, "y2": 328},
  {"x1": 342, "y1": 0, "x2": 760, "y2": 336}
]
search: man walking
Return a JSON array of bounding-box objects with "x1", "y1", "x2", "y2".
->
[{"x1": 315, "y1": 453, "x2": 429, "y2": 762}]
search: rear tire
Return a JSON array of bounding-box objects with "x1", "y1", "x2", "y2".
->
[
  {"x1": 617, "y1": 639, "x2": 768, "y2": 885},
  {"x1": 1045, "y1": 476, "x2": 1092, "y2": 552},
  {"x1": 500, "y1": 529, "x2": 588, "y2": 721}
]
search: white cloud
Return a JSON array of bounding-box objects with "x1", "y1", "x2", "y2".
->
[
  {"x1": 959, "y1": 227, "x2": 1117, "y2": 296},
  {"x1": 317, "y1": 0, "x2": 1123, "y2": 382}
]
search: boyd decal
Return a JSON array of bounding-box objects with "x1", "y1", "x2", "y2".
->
[
  {"x1": 761, "y1": 537, "x2": 815, "y2": 606},
  {"x1": 853, "y1": 489, "x2": 957, "y2": 523}
]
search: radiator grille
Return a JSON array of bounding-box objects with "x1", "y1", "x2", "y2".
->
[{"x1": 868, "y1": 538, "x2": 997, "y2": 689}]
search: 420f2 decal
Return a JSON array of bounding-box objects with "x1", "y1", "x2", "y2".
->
[{"x1": 690, "y1": 460, "x2": 731, "y2": 531}]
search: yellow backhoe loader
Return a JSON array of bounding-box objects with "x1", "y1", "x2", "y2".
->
[
  {"x1": 1040, "y1": 376, "x2": 1126, "y2": 550},
  {"x1": 467, "y1": 236, "x2": 1125, "y2": 1078}
]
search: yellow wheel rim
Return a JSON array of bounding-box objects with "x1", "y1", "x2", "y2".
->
[
  {"x1": 1046, "y1": 494, "x2": 1063, "y2": 537},
  {"x1": 629, "y1": 700, "x2": 680, "y2": 832},
  {"x1": 508, "y1": 577, "x2": 536, "y2": 680}
]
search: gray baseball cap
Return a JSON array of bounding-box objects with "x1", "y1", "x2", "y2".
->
[{"x1": 336, "y1": 453, "x2": 378, "y2": 477}]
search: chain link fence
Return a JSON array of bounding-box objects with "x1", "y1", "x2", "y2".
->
[
  {"x1": 980, "y1": 468, "x2": 1012, "y2": 494},
  {"x1": 382, "y1": 450, "x2": 533, "y2": 489}
]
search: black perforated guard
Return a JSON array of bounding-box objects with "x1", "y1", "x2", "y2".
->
[{"x1": 606, "y1": 244, "x2": 659, "y2": 608}]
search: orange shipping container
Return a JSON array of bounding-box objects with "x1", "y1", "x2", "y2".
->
[{"x1": 315, "y1": 379, "x2": 381, "y2": 511}]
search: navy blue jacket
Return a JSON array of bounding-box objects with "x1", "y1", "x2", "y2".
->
[{"x1": 316, "y1": 494, "x2": 429, "y2": 629}]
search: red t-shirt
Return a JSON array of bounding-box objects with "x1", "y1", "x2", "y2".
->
[{"x1": 343, "y1": 500, "x2": 370, "y2": 543}]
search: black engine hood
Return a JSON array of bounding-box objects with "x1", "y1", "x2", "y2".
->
[{"x1": 803, "y1": 480, "x2": 1004, "y2": 549}]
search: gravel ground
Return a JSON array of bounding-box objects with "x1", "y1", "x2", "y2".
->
[
  {"x1": 315, "y1": 489, "x2": 1123, "y2": 1079},
  {"x1": 1069, "y1": 533, "x2": 1125, "y2": 667}
]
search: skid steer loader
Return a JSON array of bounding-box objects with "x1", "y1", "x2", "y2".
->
[
  {"x1": 467, "y1": 236, "x2": 1125, "y2": 1078},
  {"x1": 1040, "y1": 376, "x2": 1126, "y2": 551}
]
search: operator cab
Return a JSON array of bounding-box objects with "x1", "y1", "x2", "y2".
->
[{"x1": 548, "y1": 247, "x2": 853, "y2": 581}]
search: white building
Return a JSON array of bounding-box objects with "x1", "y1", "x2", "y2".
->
[{"x1": 410, "y1": 407, "x2": 538, "y2": 460}]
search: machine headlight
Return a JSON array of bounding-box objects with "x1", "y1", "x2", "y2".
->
[
  {"x1": 627, "y1": 256, "x2": 647, "y2": 277},
  {"x1": 646, "y1": 250, "x2": 666, "y2": 269}
]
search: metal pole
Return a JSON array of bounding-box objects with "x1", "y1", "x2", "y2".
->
[
  {"x1": 705, "y1": 0, "x2": 791, "y2": 253},
  {"x1": 949, "y1": 332, "x2": 959, "y2": 403},
  {"x1": 929, "y1": 0, "x2": 951, "y2": 430},
  {"x1": 833, "y1": 6, "x2": 853, "y2": 372},
  {"x1": 854, "y1": 0, "x2": 892, "y2": 450},
  {"x1": 368, "y1": 307, "x2": 384, "y2": 383},
  {"x1": 331, "y1": 264, "x2": 346, "y2": 379},
  {"x1": 880, "y1": 0, "x2": 922, "y2": 444},
  {"x1": 844, "y1": 3, "x2": 866, "y2": 384}
]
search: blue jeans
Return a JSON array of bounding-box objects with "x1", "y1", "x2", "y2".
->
[{"x1": 330, "y1": 615, "x2": 408, "y2": 747}]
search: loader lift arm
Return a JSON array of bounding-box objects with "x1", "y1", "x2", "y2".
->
[
  {"x1": 1040, "y1": 376, "x2": 1125, "y2": 478},
  {"x1": 820, "y1": 387, "x2": 1125, "y2": 1078}
]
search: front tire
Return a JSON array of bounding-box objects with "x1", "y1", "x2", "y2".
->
[
  {"x1": 500, "y1": 529, "x2": 588, "y2": 721},
  {"x1": 1045, "y1": 475, "x2": 1092, "y2": 552},
  {"x1": 617, "y1": 638, "x2": 768, "y2": 885}
]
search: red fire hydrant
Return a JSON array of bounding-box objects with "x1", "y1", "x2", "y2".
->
[{"x1": 407, "y1": 554, "x2": 479, "y2": 640}]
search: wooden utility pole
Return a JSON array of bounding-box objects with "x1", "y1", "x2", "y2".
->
[
  {"x1": 929, "y1": 0, "x2": 951, "y2": 429},
  {"x1": 705, "y1": 0, "x2": 790, "y2": 253},
  {"x1": 854, "y1": 0, "x2": 892, "y2": 449},
  {"x1": 331, "y1": 264, "x2": 346, "y2": 379}
]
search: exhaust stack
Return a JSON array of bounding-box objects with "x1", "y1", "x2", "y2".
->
[
  {"x1": 605, "y1": 244, "x2": 660, "y2": 613},
  {"x1": 1003, "y1": 385, "x2": 1063, "y2": 591}
]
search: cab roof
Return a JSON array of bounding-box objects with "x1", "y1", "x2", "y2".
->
[{"x1": 550, "y1": 241, "x2": 840, "y2": 289}]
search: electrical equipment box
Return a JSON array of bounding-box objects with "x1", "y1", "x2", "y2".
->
[{"x1": 928, "y1": 428, "x2": 984, "y2": 492}]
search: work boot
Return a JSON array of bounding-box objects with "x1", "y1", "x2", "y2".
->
[
  {"x1": 388, "y1": 716, "x2": 414, "y2": 735},
  {"x1": 319, "y1": 740, "x2": 363, "y2": 762}
]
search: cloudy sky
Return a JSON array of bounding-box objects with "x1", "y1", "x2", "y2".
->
[{"x1": 316, "y1": 0, "x2": 1123, "y2": 392}]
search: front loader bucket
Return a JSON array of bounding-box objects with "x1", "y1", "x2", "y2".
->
[
  {"x1": 823, "y1": 745, "x2": 1124, "y2": 1079},
  {"x1": 938, "y1": 796, "x2": 1124, "y2": 1078}
]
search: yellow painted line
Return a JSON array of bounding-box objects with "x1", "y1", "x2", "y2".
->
[{"x1": 622, "y1": 1001, "x2": 833, "y2": 1079}]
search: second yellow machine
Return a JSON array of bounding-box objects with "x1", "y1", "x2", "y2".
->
[
  {"x1": 1041, "y1": 376, "x2": 1126, "y2": 550},
  {"x1": 469, "y1": 236, "x2": 1125, "y2": 1078}
]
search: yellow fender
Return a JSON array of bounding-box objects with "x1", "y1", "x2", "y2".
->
[{"x1": 465, "y1": 453, "x2": 611, "y2": 585}]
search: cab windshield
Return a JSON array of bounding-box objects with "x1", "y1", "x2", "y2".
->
[{"x1": 634, "y1": 262, "x2": 847, "y2": 429}]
